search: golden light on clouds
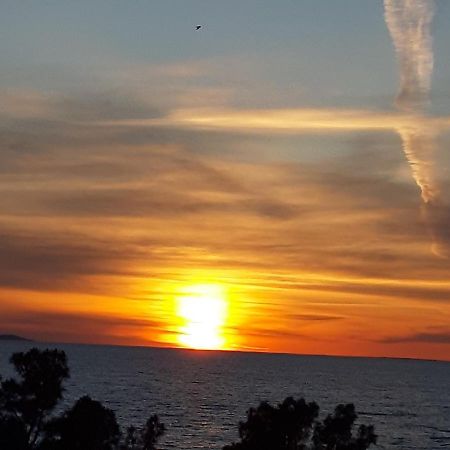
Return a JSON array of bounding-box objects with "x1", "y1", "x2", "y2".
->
[
  {"x1": 175, "y1": 283, "x2": 229, "y2": 350},
  {"x1": 2, "y1": 1, "x2": 450, "y2": 364},
  {"x1": 105, "y1": 107, "x2": 450, "y2": 135}
]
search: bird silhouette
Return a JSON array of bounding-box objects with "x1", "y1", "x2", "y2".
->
[{"x1": 196, "y1": 25, "x2": 202, "y2": 30}]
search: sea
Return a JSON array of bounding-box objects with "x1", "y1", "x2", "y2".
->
[{"x1": 0, "y1": 341, "x2": 449, "y2": 450}]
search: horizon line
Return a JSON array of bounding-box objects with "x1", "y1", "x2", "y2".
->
[{"x1": 2, "y1": 335, "x2": 449, "y2": 364}]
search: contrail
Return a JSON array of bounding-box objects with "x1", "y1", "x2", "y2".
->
[
  {"x1": 384, "y1": 0, "x2": 448, "y2": 256},
  {"x1": 384, "y1": 0, "x2": 435, "y2": 113},
  {"x1": 384, "y1": 0, "x2": 436, "y2": 202},
  {"x1": 397, "y1": 126, "x2": 438, "y2": 204}
]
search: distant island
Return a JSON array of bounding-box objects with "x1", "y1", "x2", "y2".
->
[{"x1": 0, "y1": 334, "x2": 33, "y2": 342}]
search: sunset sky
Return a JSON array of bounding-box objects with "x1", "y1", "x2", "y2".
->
[{"x1": 1, "y1": 1, "x2": 450, "y2": 361}]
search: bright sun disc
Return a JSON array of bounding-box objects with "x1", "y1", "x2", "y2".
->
[{"x1": 176, "y1": 284, "x2": 228, "y2": 350}]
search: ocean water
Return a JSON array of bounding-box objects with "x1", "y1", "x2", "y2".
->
[{"x1": 0, "y1": 342, "x2": 449, "y2": 450}]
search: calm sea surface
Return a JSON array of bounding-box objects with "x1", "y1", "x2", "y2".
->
[{"x1": 0, "y1": 342, "x2": 449, "y2": 450}]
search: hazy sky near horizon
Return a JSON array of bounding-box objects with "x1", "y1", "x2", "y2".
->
[{"x1": 1, "y1": 1, "x2": 450, "y2": 360}]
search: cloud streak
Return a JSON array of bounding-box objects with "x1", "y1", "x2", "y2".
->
[
  {"x1": 1, "y1": 73, "x2": 449, "y2": 359},
  {"x1": 384, "y1": 0, "x2": 450, "y2": 257},
  {"x1": 381, "y1": 329, "x2": 450, "y2": 345},
  {"x1": 0, "y1": 310, "x2": 167, "y2": 346},
  {"x1": 384, "y1": 0, "x2": 435, "y2": 112},
  {"x1": 102, "y1": 107, "x2": 450, "y2": 135},
  {"x1": 384, "y1": 0, "x2": 436, "y2": 203}
]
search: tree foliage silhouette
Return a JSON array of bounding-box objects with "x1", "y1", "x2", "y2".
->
[
  {"x1": 0, "y1": 348, "x2": 69, "y2": 449},
  {"x1": 224, "y1": 397, "x2": 319, "y2": 450},
  {"x1": 1, "y1": 348, "x2": 377, "y2": 450},
  {"x1": 120, "y1": 415, "x2": 165, "y2": 450},
  {"x1": 312, "y1": 404, "x2": 376, "y2": 450},
  {"x1": 224, "y1": 398, "x2": 376, "y2": 450},
  {"x1": 0, "y1": 348, "x2": 165, "y2": 450},
  {"x1": 42, "y1": 396, "x2": 121, "y2": 450}
]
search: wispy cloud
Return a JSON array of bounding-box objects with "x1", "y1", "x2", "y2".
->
[
  {"x1": 384, "y1": 0, "x2": 435, "y2": 111},
  {"x1": 0, "y1": 310, "x2": 168, "y2": 346},
  {"x1": 380, "y1": 328, "x2": 450, "y2": 345},
  {"x1": 383, "y1": 0, "x2": 450, "y2": 257},
  {"x1": 102, "y1": 107, "x2": 450, "y2": 134},
  {"x1": 0, "y1": 70, "x2": 449, "y2": 359}
]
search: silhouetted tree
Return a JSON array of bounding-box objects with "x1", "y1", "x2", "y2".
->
[
  {"x1": 141, "y1": 415, "x2": 166, "y2": 450},
  {"x1": 0, "y1": 349, "x2": 165, "y2": 450},
  {"x1": 120, "y1": 416, "x2": 165, "y2": 450},
  {"x1": 225, "y1": 398, "x2": 376, "y2": 450},
  {"x1": 312, "y1": 404, "x2": 376, "y2": 450},
  {"x1": 2, "y1": 349, "x2": 377, "y2": 450},
  {"x1": 224, "y1": 397, "x2": 319, "y2": 450},
  {"x1": 42, "y1": 396, "x2": 121, "y2": 450},
  {"x1": 0, "y1": 348, "x2": 69, "y2": 449},
  {"x1": 0, "y1": 413, "x2": 29, "y2": 450}
]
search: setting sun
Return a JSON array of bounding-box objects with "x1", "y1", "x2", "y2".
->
[{"x1": 176, "y1": 284, "x2": 228, "y2": 350}]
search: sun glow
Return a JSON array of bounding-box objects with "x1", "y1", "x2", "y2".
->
[{"x1": 176, "y1": 284, "x2": 228, "y2": 350}]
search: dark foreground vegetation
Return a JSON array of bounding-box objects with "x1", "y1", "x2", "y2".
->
[{"x1": 0, "y1": 348, "x2": 377, "y2": 450}]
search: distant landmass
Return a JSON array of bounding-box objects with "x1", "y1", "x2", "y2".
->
[{"x1": 0, "y1": 334, "x2": 33, "y2": 342}]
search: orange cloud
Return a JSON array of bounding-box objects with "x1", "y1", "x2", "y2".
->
[{"x1": 1, "y1": 90, "x2": 450, "y2": 361}]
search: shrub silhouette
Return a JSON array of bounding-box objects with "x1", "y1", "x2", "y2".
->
[
  {"x1": 312, "y1": 403, "x2": 376, "y2": 450},
  {"x1": 0, "y1": 413, "x2": 29, "y2": 450},
  {"x1": 1, "y1": 348, "x2": 377, "y2": 450},
  {"x1": 0, "y1": 348, "x2": 165, "y2": 450},
  {"x1": 225, "y1": 398, "x2": 376, "y2": 450},
  {"x1": 120, "y1": 415, "x2": 165, "y2": 450},
  {"x1": 0, "y1": 348, "x2": 69, "y2": 449},
  {"x1": 224, "y1": 397, "x2": 319, "y2": 450},
  {"x1": 42, "y1": 396, "x2": 121, "y2": 450}
]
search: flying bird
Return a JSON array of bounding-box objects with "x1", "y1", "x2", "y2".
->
[{"x1": 196, "y1": 25, "x2": 202, "y2": 30}]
